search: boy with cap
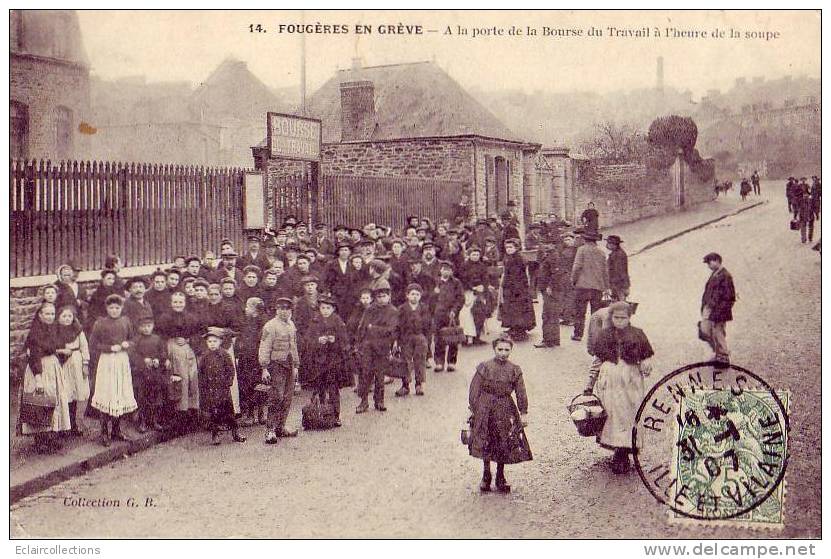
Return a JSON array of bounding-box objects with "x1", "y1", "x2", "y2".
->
[
  {"x1": 199, "y1": 331, "x2": 246, "y2": 445},
  {"x1": 395, "y1": 283, "x2": 432, "y2": 396},
  {"x1": 432, "y1": 260, "x2": 465, "y2": 371},
  {"x1": 355, "y1": 280, "x2": 399, "y2": 413},
  {"x1": 304, "y1": 295, "x2": 349, "y2": 425},
  {"x1": 259, "y1": 297, "x2": 300, "y2": 442},
  {"x1": 128, "y1": 314, "x2": 169, "y2": 432}
]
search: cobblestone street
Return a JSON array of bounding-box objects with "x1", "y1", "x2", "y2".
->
[{"x1": 10, "y1": 191, "x2": 821, "y2": 539}]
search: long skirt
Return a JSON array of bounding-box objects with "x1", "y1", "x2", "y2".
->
[
  {"x1": 468, "y1": 393, "x2": 532, "y2": 464},
  {"x1": 167, "y1": 340, "x2": 199, "y2": 411},
  {"x1": 21, "y1": 356, "x2": 72, "y2": 434},
  {"x1": 459, "y1": 291, "x2": 477, "y2": 337},
  {"x1": 63, "y1": 349, "x2": 90, "y2": 403},
  {"x1": 594, "y1": 360, "x2": 645, "y2": 450},
  {"x1": 91, "y1": 352, "x2": 138, "y2": 418}
]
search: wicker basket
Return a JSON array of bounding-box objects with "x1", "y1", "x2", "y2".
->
[{"x1": 567, "y1": 394, "x2": 607, "y2": 437}]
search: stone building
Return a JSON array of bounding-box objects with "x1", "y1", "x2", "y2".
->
[
  {"x1": 253, "y1": 61, "x2": 543, "y2": 226},
  {"x1": 10, "y1": 9, "x2": 92, "y2": 160}
]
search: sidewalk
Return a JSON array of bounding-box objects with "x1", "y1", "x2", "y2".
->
[{"x1": 9, "y1": 196, "x2": 767, "y2": 504}]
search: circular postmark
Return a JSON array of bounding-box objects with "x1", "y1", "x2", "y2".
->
[{"x1": 632, "y1": 361, "x2": 790, "y2": 521}]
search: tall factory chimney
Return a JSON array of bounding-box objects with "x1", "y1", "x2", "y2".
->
[{"x1": 656, "y1": 56, "x2": 664, "y2": 93}]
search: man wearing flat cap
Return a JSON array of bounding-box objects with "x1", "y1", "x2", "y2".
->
[
  {"x1": 311, "y1": 222, "x2": 335, "y2": 257},
  {"x1": 605, "y1": 235, "x2": 630, "y2": 302},
  {"x1": 259, "y1": 297, "x2": 300, "y2": 442},
  {"x1": 239, "y1": 233, "x2": 270, "y2": 272},
  {"x1": 700, "y1": 253, "x2": 735, "y2": 365}
]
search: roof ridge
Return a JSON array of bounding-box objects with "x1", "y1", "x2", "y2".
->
[{"x1": 338, "y1": 60, "x2": 433, "y2": 72}]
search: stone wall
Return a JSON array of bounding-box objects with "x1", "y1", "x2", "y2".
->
[
  {"x1": 320, "y1": 139, "x2": 474, "y2": 184},
  {"x1": 573, "y1": 160, "x2": 716, "y2": 228},
  {"x1": 10, "y1": 53, "x2": 91, "y2": 159}
]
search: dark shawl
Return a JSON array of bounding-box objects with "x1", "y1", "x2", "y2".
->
[{"x1": 594, "y1": 325, "x2": 654, "y2": 366}]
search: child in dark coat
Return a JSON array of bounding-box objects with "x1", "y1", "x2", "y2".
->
[
  {"x1": 128, "y1": 315, "x2": 169, "y2": 431},
  {"x1": 199, "y1": 332, "x2": 246, "y2": 445},
  {"x1": 236, "y1": 297, "x2": 268, "y2": 424},
  {"x1": 304, "y1": 296, "x2": 350, "y2": 426}
]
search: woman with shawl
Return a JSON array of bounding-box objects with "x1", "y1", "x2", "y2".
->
[{"x1": 585, "y1": 301, "x2": 654, "y2": 474}]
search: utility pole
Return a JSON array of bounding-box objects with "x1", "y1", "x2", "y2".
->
[{"x1": 300, "y1": 11, "x2": 307, "y2": 116}]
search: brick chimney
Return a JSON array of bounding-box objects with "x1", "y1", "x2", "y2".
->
[{"x1": 340, "y1": 80, "x2": 375, "y2": 142}]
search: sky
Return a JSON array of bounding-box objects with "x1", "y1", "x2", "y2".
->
[{"x1": 77, "y1": 10, "x2": 820, "y2": 98}]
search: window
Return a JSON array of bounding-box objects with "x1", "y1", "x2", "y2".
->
[
  {"x1": 11, "y1": 101, "x2": 29, "y2": 159},
  {"x1": 55, "y1": 106, "x2": 73, "y2": 159}
]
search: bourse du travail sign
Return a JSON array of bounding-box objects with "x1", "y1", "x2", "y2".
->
[{"x1": 267, "y1": 112, "x2": 322, "y2": 162}]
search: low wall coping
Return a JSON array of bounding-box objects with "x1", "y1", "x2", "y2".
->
[{"x1": 10, "y1": 264, "x2": 167, "y2": 290}]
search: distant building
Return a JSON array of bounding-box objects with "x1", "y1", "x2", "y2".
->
[
  {"x1": 90, "y1": 59, "x2": 286, "y2": 167},
  {"x1": 10, "y1": 9, "x2": 92, "y2": 160}
]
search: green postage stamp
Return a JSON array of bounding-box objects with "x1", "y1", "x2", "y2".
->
[{"x1": 634, "y1": 362, "x2": 790, "y2": 529}]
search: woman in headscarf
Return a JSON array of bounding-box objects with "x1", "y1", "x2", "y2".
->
[
  {"x1": 55, "y1": 305, "x2": 90, "y2": 437},
  {"x1": 585, "y1": 301, "x2": 654, "y2": 474},
  {"x1": 54, "y1": 263, "x2": 83, "y2": 320},
  {"x1": 467, "y1": 334, "x2": 532, "y2": 493},
  {"x1": 19, "y1": 302, "x2": 72, "y2": 452},
  {"x1": 499, "y1": 238, "x2": 536, "y2": 340}
]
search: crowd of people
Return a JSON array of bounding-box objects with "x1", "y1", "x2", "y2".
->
[
  {"x1": 18, "y1": 200, "x2": 663, "y2": 487},
  {"x1": 786, "y1": 175, "x2": 821, "y2": 246}
]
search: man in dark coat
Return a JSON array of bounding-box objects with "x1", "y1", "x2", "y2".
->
[
  {"x1": 238, "y1": 234, "x2": 271, "y2": 272},
  {"x1": 700, "y1": 252, "x2": 736, "y2": 364},
  {"x1": 323, "y1": 243, "x2": 354, "y2": 312},
  {"x1": 534, "y1": 244, "x2": 564, "y2": 348},
  {"x1": 558, "y1": 232, "x2": 578, "y2": 326},
  {"x1": 796, "y1": 187, "x2": 817, "y2": 244},
  {"x1": 606, "y1": 235, "x2": 630, "y2": 301},
  {"x1": 751, "y1": 170, "x2": 761, "y2": 196},
  {"x1": 311, "y1": 223, "x2": 335, "y2": 257}
]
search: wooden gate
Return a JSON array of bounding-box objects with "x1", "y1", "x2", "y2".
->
[
  {"x1": 271, "y1": 172, "x2": 316, "y2": 229},
  {"x1": 317, "y1": 175, "x2": 464, "y2": 230}
]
